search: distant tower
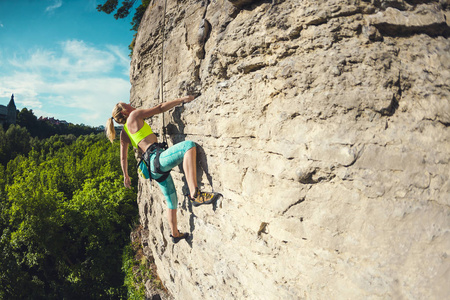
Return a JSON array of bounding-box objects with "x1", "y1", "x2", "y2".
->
[{"x1": 7, "y1": 94, "x2": 16, "y2": 125}]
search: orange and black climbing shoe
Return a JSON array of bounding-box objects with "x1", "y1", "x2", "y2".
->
[
  {"x1": 188, "y1": 187, "x2": 217, "y2": 207},
  {"x1": 170, "y1": 232, "x2": 189, "y2": 243}
]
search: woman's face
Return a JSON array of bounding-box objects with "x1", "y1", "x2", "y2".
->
[{"x1": 120, "y1": 102, "x2": 134, "y2": 115}]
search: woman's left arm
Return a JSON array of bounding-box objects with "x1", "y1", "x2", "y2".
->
[
  {"x1": 120, "y1": 130, "x2": 132, "y2": 188},
  {"x1": 160, "y1": 95, "x2": 194, "y2": 112},
  {"x1": 132, "y1": 95, "x2": 195, "y2": 119}
]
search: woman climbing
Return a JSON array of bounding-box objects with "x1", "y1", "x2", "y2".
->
[{"x1": 106, "y1": 95, "x2": 216, "y2": 243}]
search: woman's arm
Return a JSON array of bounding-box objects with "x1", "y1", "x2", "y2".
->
[
  {"x1": 132, "y1": 95, "x2": 195, "y2": 120},
  {"x1": 160, "y1": 95, "x2": 195, "y2": 112},
  {"x1": 120, "y1": 130, "x2": 132, "y2": 188}
]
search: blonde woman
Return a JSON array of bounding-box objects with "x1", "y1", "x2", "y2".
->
[{"x1": 106, "y1": 95, "x2": 216, "y2": 243}]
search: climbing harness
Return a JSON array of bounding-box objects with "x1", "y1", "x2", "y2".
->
[
  {"x1": 137, "y1": 142, "x2": 170, "y2": 182},
  {"x1": 152, "y1": 144, "x2": 170, "y2": 182}
]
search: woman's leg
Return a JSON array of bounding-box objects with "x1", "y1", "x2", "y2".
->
[
  {"x1": 183, "y1": 146, "x2": 198, "y2": 198},
  {"x1": 154, "y1": 175, "x2": 180, "y2": 234},
  {"x1": 148, "y1": 142, "x2": 199, "y2": 241},
  {"x1": 157, "y1": 141, "x2": 198, "y2": 198},
  {"x1": 157, "y1": 141, "x2": 215, "y2": 205},
  {"x1": 167, "y1": 208, "x2": 179, "y2": 237},
  {"x1": 154, "y1": 175, "x2": 186, "y2": 240}
]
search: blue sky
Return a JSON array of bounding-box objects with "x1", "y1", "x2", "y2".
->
[{"x1": 0, "y1": 0, "x2": 136, "y2": 126}]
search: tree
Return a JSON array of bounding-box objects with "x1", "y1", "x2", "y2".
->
[
  {"x1": 0, "y1": 163, "x2": 7, "y2": 228},
  {"x1": 97, "y1": 0, "x2": 151, "y2": 54},
  {"x1": 17, "y1": 108, "x2": 39, "y2": 137},
  {"x1": 16, "y1": 108, "x2": 100, "y2": 139},
  {"x1": 1, "y1": 133, "x2": 138, "y2": 299},
  {"x1": 97, "y1": 0, "x2": 137, "y2": 19},
  {"x1": 0, "y1": 125, "x2": 31, "y2": 166},
  {"x1": 129, "y1": 0, "x2": 150, "y2": 32}
]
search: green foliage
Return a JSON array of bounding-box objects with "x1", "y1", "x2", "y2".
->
[
  {"x1": 130, "y1": 0, "x2": 150, "y2": 32},
  {"x1": 0, "y1": 125, "x2": 31, "y2": 166},
  {"x1": 16, "y1": 108, "x2": 100, "y2": 139},
  {"x1": 122, "y1": 244, "x2": 147, "y2": 300},
  {"x1": 16, "y1": 108, "x2": 39, "y2": 136},
  {"x1": 97, "y1": 0, "x2": 138, "y2": 21},
  {"x1": 122, "y1": 226, "x2": 162, "y2": 300},
  {"x1": 97, "y1": 0, "x2": 120, "y2": 15},
  {"x1": 0, "y1": 132, "x2": 139, "y2": 299},
  {"x1": 97, "y1": 0, "x2": 151, "y2": 56},
  {"x1": 0, "y1": 162, "x2": 5, "y2": 202}
]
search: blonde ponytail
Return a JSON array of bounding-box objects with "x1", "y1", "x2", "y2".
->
[
  {"x1": 106, "y1": 117, "x2": 116, "y2": 143},
  {"x1": 106, "y1": 102, "x2": 128, "y2": 143}
]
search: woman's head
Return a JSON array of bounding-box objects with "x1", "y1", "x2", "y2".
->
[
  {"x1": 106, "y1": 102, "x2": 129, "y2": 143},
  {"x1": 112, "y1": 102, "x2": 128, "y2": 124}
]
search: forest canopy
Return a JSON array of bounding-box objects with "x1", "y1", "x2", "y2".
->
[
  {"x1": 16, "y1": 107, "x2": 100, "y2": 139},
  {"x1": 0, "y1": 122, "x2": 139, "y2": 299}
]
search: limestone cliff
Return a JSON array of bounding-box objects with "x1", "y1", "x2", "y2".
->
[{"x1": 129, "y1": 0, "x2": 450, "y2": 299}]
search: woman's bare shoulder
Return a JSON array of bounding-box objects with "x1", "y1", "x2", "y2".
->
[
  {"x1": 131, "y1": 105, "x2": 161, "y2": 120},
  {"x1": 120, "y1": 128, "x2": 131, "y2": 143}
]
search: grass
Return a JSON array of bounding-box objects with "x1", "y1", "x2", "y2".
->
[{"x1": 122, "y1": 225, "x2": 166, "y2": 299}]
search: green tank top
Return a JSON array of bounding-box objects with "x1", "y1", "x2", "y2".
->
[{"x1": 123, "y1": 121, "x2": 153, "y2": 148}]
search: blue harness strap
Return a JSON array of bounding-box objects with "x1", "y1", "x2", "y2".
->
[
  {"x1": 153, "y1": 144, "x2": 170, "y2": 183},
  {"x1": 142, "y1": 143, "x2": 170, "y2": 183}
]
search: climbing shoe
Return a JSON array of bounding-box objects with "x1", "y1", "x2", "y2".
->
[
  {"x1": 170, "y1": 232, "x2": 189, "y2": 243},
  {"x1": 189, "y1": 187, "x2": 217, "y2": 207}
]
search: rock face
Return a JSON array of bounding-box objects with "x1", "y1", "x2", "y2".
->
[{"x1": 130, "y1": 0, "x2": 450, "y2": 299}]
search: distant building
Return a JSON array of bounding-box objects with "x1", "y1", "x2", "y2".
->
[
  {"x1": 38, "y1": 116, "x2": 68, "y2": 126},
  {"x1": 0, "y1": 94, "x2": 17, "y2": 125}
]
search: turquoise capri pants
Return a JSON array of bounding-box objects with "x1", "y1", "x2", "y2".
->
[{"x1": 147, "y1": 140, "x2": 196, "y2": 209}]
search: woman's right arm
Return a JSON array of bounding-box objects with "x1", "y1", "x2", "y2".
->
[{"x1": 120, "y1": 130, "x2": 132, "y2": 188}]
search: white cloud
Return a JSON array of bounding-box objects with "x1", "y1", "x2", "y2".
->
[
  {"x1": 10, "y1": 40, "x2": 117, "y2": 76},
  {"x1": 45, "y1": 0, "x2": 63, "y2": 13},
  {"x1": 0, "y1": 23, "x2": 4, "y2": 28},
  {"x1": 0, "y1": 72, "x2": 44, "y2": 108},
  {"x1": 0, "y1": 40, "x2": 131, "y2": 126},
  {"x1": 62, "y1": 40, "x2": 117, "y2": 74},
  {"x1": 107, "y1": 45, "x2": 131, "y2": 76}
]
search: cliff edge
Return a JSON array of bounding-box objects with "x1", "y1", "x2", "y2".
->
[{"x1": 129, "y1": 0, "x2": 450, "y2": 298}]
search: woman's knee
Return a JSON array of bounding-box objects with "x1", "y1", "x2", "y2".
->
[
  {"x1": 166, "y1": 192, "x2": 178, "y2": 209},
  {"x1": 183, "y1": 140, "x2": 196, "y2": 152},
  {"x1": 157, "y1": 175, "x2": 178, "y2": 209}
]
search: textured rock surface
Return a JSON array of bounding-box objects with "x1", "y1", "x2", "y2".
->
[{"x1": 130, "y1": 0, "x2": 450, "y2": 299}]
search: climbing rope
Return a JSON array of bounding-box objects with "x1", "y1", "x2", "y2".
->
[{"x1": 160, "y1": 0, "x2": 169, "y2": 146}]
